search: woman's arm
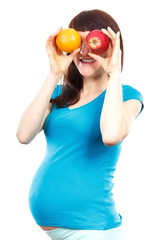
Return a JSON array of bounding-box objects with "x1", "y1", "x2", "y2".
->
[
  {"x1": 100, "y1": 73, "x2": 142, "y2": 146},
  {"x1": 89, "y1": 28, "x2": 142, "y2": 146},
  {"x1": 16, "y1": 29, "x2": 80, "y2": 144},
  {"x1": 16, "y1": 72, "x2": 61, "y2": 144}
]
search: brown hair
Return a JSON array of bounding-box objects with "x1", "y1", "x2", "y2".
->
[{"x1": 51, "y1": 9, "x2": 124, "y2": 108}]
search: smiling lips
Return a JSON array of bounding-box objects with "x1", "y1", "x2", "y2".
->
[{"x1": 80, "y1": 58, "x2": 95, "y2": 64}]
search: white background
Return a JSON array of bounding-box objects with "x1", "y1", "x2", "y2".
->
[{"x1": 0, "y1": 0, "x2": 159, "y2": 239}]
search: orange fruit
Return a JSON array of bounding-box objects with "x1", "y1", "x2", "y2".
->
[{"x1": 56, "y1": 28, "x2": 81, "y2": 53}]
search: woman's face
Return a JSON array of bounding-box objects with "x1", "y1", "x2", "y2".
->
[{"x1": 73, "y1": 31, "x2": 107, "y2": 78}]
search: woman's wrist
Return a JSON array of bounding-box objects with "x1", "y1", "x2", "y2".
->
[
  {"x1": 49, "y1": 70, "x2": 63, "y2": 78},
  {"x1": 48, "y1": 71, "x2": 63, "y2": 83},
  {"x1": 43, "y1": 71, "x2": 63, "y2": 90},
  {"x1": 107, "y1": 71, "x2": 122, "y2": 89},
  {"x1": 108, "y1": 70, "x2": 121, "y2": 79}
]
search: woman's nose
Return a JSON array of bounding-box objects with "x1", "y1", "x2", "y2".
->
[{"x1": 80, "y1": 42, "x2": 90, "y2": 56}]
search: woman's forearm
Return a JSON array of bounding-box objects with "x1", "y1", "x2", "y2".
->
[
  {"x1": 16, "y1": 72, "x2": 62, "y2": 144},
  {"x1": 100, "y1": 73, "x2": 130, "y2": 146}
]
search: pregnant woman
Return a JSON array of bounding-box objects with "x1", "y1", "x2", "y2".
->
[{"x1": 16, "y1": 9, "x2": 144, "y2": 240}]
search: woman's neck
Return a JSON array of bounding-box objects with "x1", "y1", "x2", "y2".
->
[{"x1": 82, "y1": 72, "x2": 109, "y2": 95}]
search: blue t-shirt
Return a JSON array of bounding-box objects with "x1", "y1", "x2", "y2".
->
[{"x1": 29, "y1": 84, "x2": 144, "y2": 230}]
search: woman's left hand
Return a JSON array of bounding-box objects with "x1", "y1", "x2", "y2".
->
[{"x1": 88, "y1": 27, "x2": 122, "y2": 76}]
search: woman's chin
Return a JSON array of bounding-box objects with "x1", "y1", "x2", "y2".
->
[{"x1": 80, "y1": 67, "x2": 105, "y2": 79}]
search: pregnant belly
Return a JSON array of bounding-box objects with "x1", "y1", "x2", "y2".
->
[
  {"x1": 29, "y1": 175, "x2": 94, "y2": 223},
  {"x1": 29, "y1": 159, "x2": 105, "y2": 227}
]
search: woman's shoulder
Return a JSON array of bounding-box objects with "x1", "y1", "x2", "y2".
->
[
  {"x1": 51, "y1": 84, "x2": 63, "y2": 99},
  {"x1": 122, "y1": 84, "x2": 140, "y2": 91},
  {"x1": 122, "y1": 84, "x2": 144, "y2": 110},
  {"x1": 122, "y1": 84, "x2": 143, "y2": 96}
]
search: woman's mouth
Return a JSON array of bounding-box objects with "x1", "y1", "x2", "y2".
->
[{"x1": 80, "y1": 58, "x2": 96, "y2": 64}]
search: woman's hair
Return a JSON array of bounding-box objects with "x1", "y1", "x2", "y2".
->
[{"x1": 51, "y1": 9, "x2": 124, "y2": 108}]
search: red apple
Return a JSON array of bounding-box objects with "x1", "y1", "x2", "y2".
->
[{"x1": 86, "y1": 29, "x2": 110, "y2": 54}]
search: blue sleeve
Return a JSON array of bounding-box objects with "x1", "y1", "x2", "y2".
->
[
  {"x1": 122, "y1": 84, "x2": 144, "y2": 116},
  {"x1": 50, "y1": 84, "x2": 63, "y2": 99}
]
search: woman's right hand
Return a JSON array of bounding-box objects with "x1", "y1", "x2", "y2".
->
[{"x1": 46, "y1": 28, "x2": 80, "y2": 76}]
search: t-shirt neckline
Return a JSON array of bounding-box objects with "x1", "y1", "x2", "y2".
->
[{"x1": 67, "y1": 89, "x2": 107, "y2": 111}]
